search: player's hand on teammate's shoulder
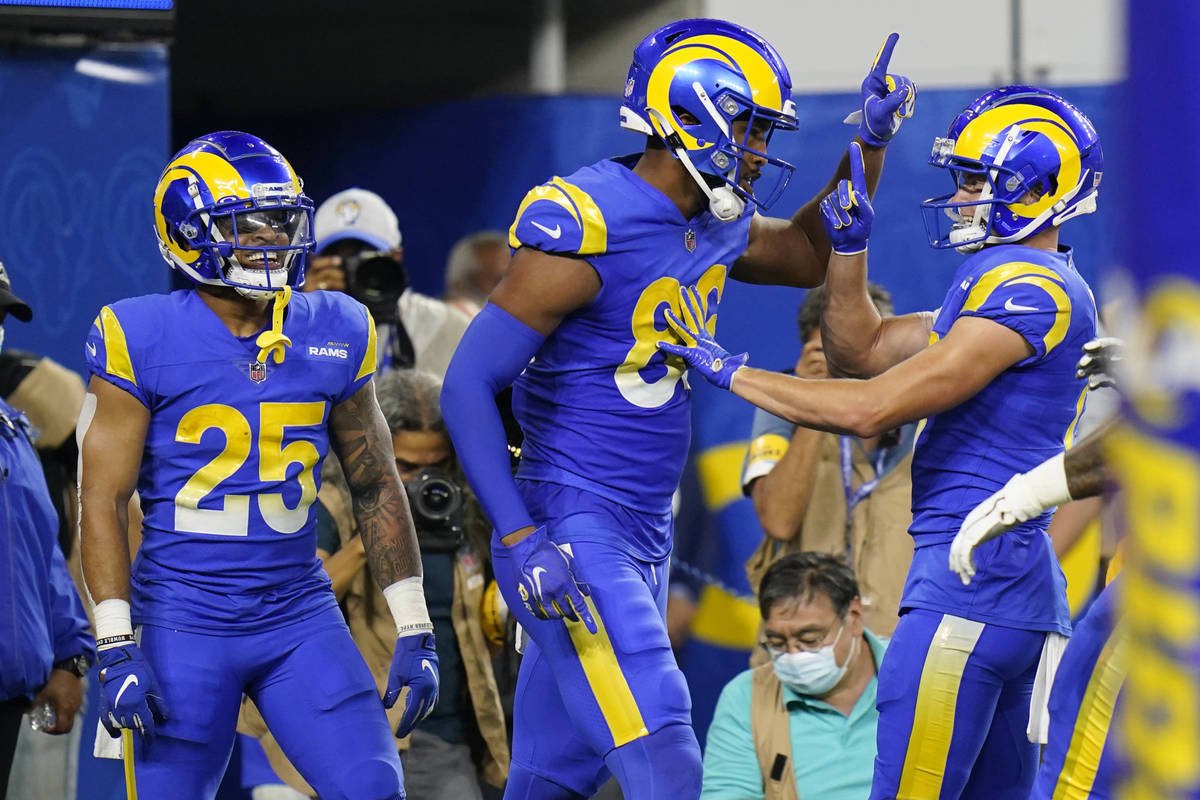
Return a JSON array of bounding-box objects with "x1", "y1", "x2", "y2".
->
[
  {"x1": 820, "y1": 142, "x2": 874, "y2": 256},
  {"x1": 844, "y1": 32, "x2": 916, "y2": 147},
  {"x1": 97, "y1": 638, "x2": 170, "y2": 741},
  {"x1": 385, "y1": 631, "x2": 440, "y2": 738},
  {"x1": 658, "y1": 286, "x2": 748, "y2": 391},
  {"x1": 503, "y1": 525, "x2": 597, "y2": 634}
]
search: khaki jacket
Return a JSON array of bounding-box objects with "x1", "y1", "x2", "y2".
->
[
  {"x1": 750, "y1": 664, "x2": 801, "y2": 800},
  {"x1": 747, "y1": 433, "x2": 914, "y2": 635}
]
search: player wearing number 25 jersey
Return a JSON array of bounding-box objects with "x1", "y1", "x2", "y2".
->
[
  {"x1": 442, "y1": 19, "x2": 916, "y2": 800},
  {"x1": 78, "y1": 131, "x2": 437, "y2": 800},
  {"x1": 84, "y1": 288, "x2": 371, "y2": 632}
]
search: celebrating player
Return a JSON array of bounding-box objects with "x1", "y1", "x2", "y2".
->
[
  {"x1": 78, "y1": 132, "x2": 438, "y2": 799},
  {"x1": 660, "y1": 87, "x2": 1102, "y2": 799},
  {"x1": 442, "y1": 18, "x2": 914, "y2": 800}
]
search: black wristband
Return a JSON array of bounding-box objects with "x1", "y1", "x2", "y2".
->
[{"x1": 96, "y1": 634, "x2": 135, "y2": 650}]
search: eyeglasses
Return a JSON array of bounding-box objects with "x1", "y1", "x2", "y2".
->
[{"x1": 761, "y1": 620, "x2": 845, "y2": 657}]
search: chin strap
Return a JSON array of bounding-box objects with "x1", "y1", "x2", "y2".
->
[
  {"x1": 255, "y1": 286, "x2": 293, "y2": 365},
  {"x1": 646, "y1": 107, "x2": 745, "y2": 222}
]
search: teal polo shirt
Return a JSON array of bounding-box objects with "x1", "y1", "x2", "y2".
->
[{"x1": 701, "y1": 630, "x2": 888, "y2": 800}]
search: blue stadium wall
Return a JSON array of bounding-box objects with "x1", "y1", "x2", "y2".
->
[{"x1": 0, "y1": 44, "x2": 170, "y2": 377}]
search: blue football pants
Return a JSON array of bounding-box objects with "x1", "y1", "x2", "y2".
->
[
  {"x1": 870, "y1": 609, "x2": 1046, "y2": 800},
  {"x1": 493, "y1": 534, "x2": 699, "y2": 800},
  {"x1": 129, "y1": 606, "x2": 403, "y2": 800}
]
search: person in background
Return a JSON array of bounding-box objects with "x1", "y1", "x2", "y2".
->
[
  {"x1": 304, "y1": 187, "x2": 470, "y2": 377},
  {"x1": 742, "y1": 283, "x2": 914, "y2": 641},
  {"x1": 0, "y1": 261, "x2": 94, "y2": 792},
  {"x1": 443, "y1": 230, "x2": 511, "y2": 319},
  {"x1": 702, "y1": 552, "x2": 886, "y2": 800}
]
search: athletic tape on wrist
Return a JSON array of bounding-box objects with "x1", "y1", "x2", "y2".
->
[{"x1": 383, "y1": 576, "x2": 434, "y2": 637}]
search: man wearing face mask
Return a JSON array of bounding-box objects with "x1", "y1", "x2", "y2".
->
[{"x1": 701, "y1": 552, "x2": 886, "y2": 800}]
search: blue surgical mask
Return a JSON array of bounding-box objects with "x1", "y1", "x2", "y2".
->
[{"x1": 771, "y1": 623, "x2": 859, "y2": 696}]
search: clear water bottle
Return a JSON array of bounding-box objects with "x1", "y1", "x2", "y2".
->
[{"x1": 29, "y1": 702, "x2": 56, "y2": 731}]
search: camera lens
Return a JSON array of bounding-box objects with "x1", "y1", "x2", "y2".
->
[
  {"x1": 420, "y1": 481, "x2": 454, "y2": 515},
  {"x1": 408, "y1": 471, "x2": 463, "y2": 525}
]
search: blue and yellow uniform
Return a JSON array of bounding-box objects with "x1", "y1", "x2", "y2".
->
[
  {"x1": 1031, "y1": 577, "x2": 1127, "y2": 800},
  {"x1": 871, "y1": 244, "x2": 1097, "y2": 800},
  {"x1": 492, "y1": 154, "x2": 752, "y2": 795},
  {"x1": 85, "y1": 288, "x2": 405, "y2": 798}
]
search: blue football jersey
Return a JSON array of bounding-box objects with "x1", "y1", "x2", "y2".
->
[
  {"x1": 507, "y1": 155, "x2": 752, "y2": 551},
  {"x1": 85, "y1": 289, "x2": 377, "y2": 634},
  {"x1": 902, "y1": 244, "x2": 1096, "y2": 634}
]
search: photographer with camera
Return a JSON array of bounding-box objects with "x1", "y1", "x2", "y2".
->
[{"x1": 304, "y1": 187, "x2": 470, "y2": 377}]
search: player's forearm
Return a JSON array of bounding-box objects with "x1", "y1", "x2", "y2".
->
[
  {"x1": 821, "y1": 251, "x2": 887, "y2": 378},
  {"x1": 441, "y1": 305, "x2": 545, "y2": 538},
  {"x1": 353, "y1": 480, "x2": 422, "y2": 587},
  {"x1": 1065, "y1": 422, "x2": 1116, "y2": 500},
  {"x1": 331, "y1": 381, "x2": 423, "y2": 587},
  {"x1": 79, "y1": 495, "x2": 133, "y2": 604},
  {"x1": 731, "y1": 368, "x2": 891, "y2": 439},
  {"x1": 752, "y1": 427, "x2": 823, "y2": 541}
]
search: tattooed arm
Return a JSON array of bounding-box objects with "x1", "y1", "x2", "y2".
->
[{"x1": 328, "y1": 378, "x2": 422, "y2": 587}]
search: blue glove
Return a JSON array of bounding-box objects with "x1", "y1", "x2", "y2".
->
[
  {"x1": 820, "y1": 142, "x2": 875, "y2": 255},
  {"x1": 384, "y1": 632, "x2": 440, "y2": 738},
  {"x1": 659, "y1": 286, "x2": 748, "y2": 390},
  {"x1": 97, "y1": 641, "x2": 170, "y2": 740},
  {"x1": 503, "y1": 526, "x2": 597, "y2": 633},
  {"x1": 845, "y1": 33, "x2": 916, "y2": 147}
]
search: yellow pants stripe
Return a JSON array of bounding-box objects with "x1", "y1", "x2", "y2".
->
[
  {"x1": 897, "y1": 615, "x2": 986, "y2": 799},
  {"x1": 565, "y1": 596, "x2": 649, "y2": 748},
  {"x1": 1051, "y1": 624, "x2": 1131, "y2": 800}
]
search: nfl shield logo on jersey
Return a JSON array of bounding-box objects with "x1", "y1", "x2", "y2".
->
[
  {"x1": 684, "y1": 228, "x2": 696, "y2": 253},
  {"x1": 248, "y1": 361, "x2": 267, "y2": 383}
]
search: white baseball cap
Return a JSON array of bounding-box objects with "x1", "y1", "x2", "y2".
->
[{"x1": 313, "y1": 187, "x2": 403, "y2": 254}]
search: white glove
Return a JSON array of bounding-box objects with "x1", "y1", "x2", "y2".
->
[{"x1": 949, "y1": 452, "x2": 1072, "y2": 585}]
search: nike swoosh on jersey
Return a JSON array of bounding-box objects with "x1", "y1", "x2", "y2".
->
[
  {"x1": 114, "y1": 674, "x2": 140, "y2": 707},
  {"x1": 1004, "y1": 297, "x2": 1038, "y2": 312},
  {"x1": 530, "y1": 221, "x2": 562, "y2": 239},
  {"x1": 86, "y1": 342, "x2": 98, "y2": 357}
]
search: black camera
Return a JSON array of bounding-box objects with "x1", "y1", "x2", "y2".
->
[
  {"x1": 342, "y1": 250, "x2": 407, "y2": 323},
  {"x1": 405, "y1": 467, "x2": 465, "y2": 552}
]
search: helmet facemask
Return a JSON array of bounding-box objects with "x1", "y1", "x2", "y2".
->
[
  {"x1": 919, "y1": 88, "x2": 1103, "y2": 254},
  {"x1": 173, "y1": 180, "x2": 314, "y2": 299}
]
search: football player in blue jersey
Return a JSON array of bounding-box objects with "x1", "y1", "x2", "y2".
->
[
  {"x1": 660, "y1": 86, "x2": 1102, "y2": 800},
  {"x1": 77, "y1": 132, "x2": 439, "y2": 800},
  {"x1": 441, "y1": 18, "x2": 915, "y2": 800}
]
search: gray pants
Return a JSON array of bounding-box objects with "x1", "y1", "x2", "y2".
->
[{"x1": 400, "y1": 729, "x2": 483, "y2": 800}]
